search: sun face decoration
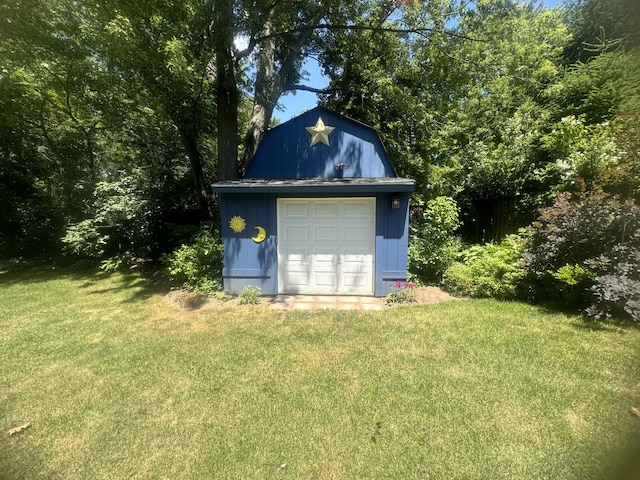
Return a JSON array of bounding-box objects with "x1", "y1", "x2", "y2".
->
[{"x1": 229, "y1": 215, "x2": 246, "y2": 233}]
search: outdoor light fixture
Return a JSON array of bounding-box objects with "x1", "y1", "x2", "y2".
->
[{"x1": 391, "y1": 197, "x2": 400, "y2": 209}]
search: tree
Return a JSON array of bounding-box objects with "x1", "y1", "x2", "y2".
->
[
  {"x1": 319, "y1": 0, "x2": 471, "y2": 199},
  {"x1": 3, "y1": 0, "x2": 432, "y2": 259},
  {"x1": 1, "y1": 0, "x2": 207, "y2": 258},
  {"x1": 563, "y1": 0, "x2": 640, "y2": 65},
  {"x1": 320, "y1": 1, "x2": 571, "y2": 237}
]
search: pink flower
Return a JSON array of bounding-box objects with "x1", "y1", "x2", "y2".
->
[{"x1": 397, "y1": 280, "x2": 402, "y2": 288}]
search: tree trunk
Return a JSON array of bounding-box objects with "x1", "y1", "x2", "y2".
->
[
  {"x1": 239, "y1": 8, "x2": 325, "y2": 172},
  {"x1": 178, "y1": 129, "x2": 215, "y2": 219},
  {"x1": 214, "y1": 0, "x2": 239, "y2": 181},
  {"x1": 239, "y1": 17, "x2": 276, "y2": 174}
]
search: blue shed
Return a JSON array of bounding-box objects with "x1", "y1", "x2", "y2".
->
[{"x1": 212, "y1": 106, "x2": 415, "y2": 297}]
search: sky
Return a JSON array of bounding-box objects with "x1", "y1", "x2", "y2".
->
[{"x1": 275, "y1": 0, "x2": 565, "y2": 121}]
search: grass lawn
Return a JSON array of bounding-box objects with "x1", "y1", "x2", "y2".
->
[{"x1": 1, "y1": 268, "x2": 639, "y2": 479}]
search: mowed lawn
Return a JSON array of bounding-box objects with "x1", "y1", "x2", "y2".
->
[{"x1": 1, "y1": 268, "x2": 639, "y2": 479}]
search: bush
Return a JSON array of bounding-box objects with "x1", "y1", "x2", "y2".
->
[
  {"x1": 523, "y1": 188, "x2": 640, "y2": 320},
  {"x1": 61, "y1": 173, "x2": 159, "y2": 267},
  {"x1": 409, "y1": 196, "x2": 461, "y2": 282},
  {"x1": 442, "y1": 234, "x2": 527, "y2": 300},
  {"x1": 237, "y1": 285, "x2": 262, "y2": 305},
  {"x1": 385, "y1": 281, "x2": 417, "y2": 305},
  {"x1": 162, "y1": 229, "x2": 223, "y2": 294},
  {"x1": 523, "y1": 188, "x2": 634, "y2": 274},
  {"x1": 586, "y1": 237, "x2": 640, "y2": 322}
]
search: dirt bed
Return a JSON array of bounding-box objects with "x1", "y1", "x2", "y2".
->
[{"x1": 165, "y1": 286, "x2": 458, "y2": 310}]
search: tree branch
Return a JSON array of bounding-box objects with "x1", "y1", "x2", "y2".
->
[
  {"x1": 252, "y1": 23, "x2": 486, "y2": 45},
  {"x1": 283, "y1": 84, "x2": 332, "y2": 94}
]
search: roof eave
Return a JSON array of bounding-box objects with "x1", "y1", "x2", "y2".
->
[{"x1": 212, "y1": 178, "x2": 416, "y2": 195}]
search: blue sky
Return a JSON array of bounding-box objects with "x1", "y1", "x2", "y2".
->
[{"x1": 275, "y1": 0, "x2": 565, "y2": 120}]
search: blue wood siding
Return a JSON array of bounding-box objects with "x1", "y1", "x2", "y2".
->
[
  {"x1": 220, "y1": 195, "x2": 277, "y2": 295},
  {"x1": 220, "y1": 192, "x2": 411, "y2": 296},
  {"x1": 245, "y1": 107, "x2": 396, "y2": 179},
  {"x1": 374, "y1": 193, "x2": 411, "y2": 296}
]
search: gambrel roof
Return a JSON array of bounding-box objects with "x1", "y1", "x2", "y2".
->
[{"x1": 244, "y1": 106, "x2": 400, "y2": 179}]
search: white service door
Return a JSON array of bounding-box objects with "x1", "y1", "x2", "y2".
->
[{"x1": 278, "y1": 198, "x2": 375, "y2": 295}]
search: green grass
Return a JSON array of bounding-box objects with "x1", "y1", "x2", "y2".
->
[{"x1": 1, "y1": 268, "x2": 639, "y2": 479}]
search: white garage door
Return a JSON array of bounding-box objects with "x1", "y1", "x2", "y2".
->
[{"x1": 278, "y1": 198, "x2": 375, "y2": 295}]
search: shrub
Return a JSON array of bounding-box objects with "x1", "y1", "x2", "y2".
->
[
  {"x1": 586, "y1": 237, "x2": 640, "y2": 322},
  {"x1": 100, "y1": 253, "x2": 138, "y2": 273},
  {"x1": 409, "y1": 196, "x2": 461, "y2": 282},
  {"x1": 523, "y1": 188, "x2": 634, "y2": 275},
  {"x1": 442, "y1": 234, "x2": 527, "y2": 300},
  {"x1": 542, "y1": 115, "x2": 622, "y2": 188},
  {"x1": 385, "y1": 281, "x2": 417, "y2": 305},
  {"x1": 523, "y1": 188, "x2": 640, "y2": 319},
  {"x1": 237, "y1": 285, "x2": 262, "y2": 305},
  {"x1": 162, "y1": 229, "x2": 223, "y2": 294}
]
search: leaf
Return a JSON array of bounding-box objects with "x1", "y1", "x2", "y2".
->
[
  {"x1": 630, "y1": 407, "x2": 640, "y2": 418},
  {"x1": 8, "y1": 422, "x2": 31, "y2": 436}
]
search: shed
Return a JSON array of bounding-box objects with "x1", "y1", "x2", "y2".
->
[{"x1": 212, "y1": 106, "x2": 415, "y2": 297}]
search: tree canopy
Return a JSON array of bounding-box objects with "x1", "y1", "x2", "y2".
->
[{"x1": 1, "y1": 0, "x2": 639, "y2": 260}]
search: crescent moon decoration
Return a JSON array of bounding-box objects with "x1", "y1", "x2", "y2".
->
[{"x1": 251, "y1": 226, "x2": 267, "y2": 243}]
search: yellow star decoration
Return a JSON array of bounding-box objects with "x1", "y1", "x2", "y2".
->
[
  {"x1": 229, "y1": 215, "x2": 246, "y2": 233},
  {"x1": 305, "y1": 116, "x2": 335, "y2": 146}
]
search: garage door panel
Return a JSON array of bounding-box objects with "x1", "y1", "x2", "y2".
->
[
  {"x1": 314, "y1": 225, "x2": 339, "y2": 242},
  {"x1": 283, "y1": 202, "x2": 308, "y2": 218},
  {"x1": 342, "y1": 273, "x2": 368, "y2": 288},
  {"x1": 313, "y1": 272, "x2": 337, "y2": 288},
  {"x1": 314, "y1": 202, "x2": 339, "y2": 218},
  {"x1": 283, "y1": 248, "x2": 308, "y2": 261},
  {"x1": 284, "y1": 273, "x2": 309, "y2": 287},
  {"x1": 343, "y1": 225, "x2": 372, "y2": 243},
  {"x1": 343, "y1": 202, "x2": 372, "y2": 218},
  {"x1": 314, "y1": 252, "x2": 336, "y2": 264},
  {"x1": 341, "y1": 254, "x2": 371, "y2": 265},
  {"x1": 285, "y1": 225, "x2": 309, "y2": 241},
  {"x1": 278, "y1": 198, "x2": 375, "y2": 295}
]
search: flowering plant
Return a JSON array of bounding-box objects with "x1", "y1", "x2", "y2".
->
[{"x1": 385, "y1": 280, "x2": 417, "y2": 305}]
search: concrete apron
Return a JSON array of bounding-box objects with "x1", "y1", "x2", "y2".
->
[{"x1": 269, "y1": 295, "x2": 385, "y2": 311}]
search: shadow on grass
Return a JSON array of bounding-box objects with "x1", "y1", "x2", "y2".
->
[
  {"x1": 0, "y1": 261, "x2": 171, "y2": 304},
  {"x1": 568, "y1": 316, "x2": 639, "y2": 334},
  {"x1": 529, "y1": 299, "x2": 639, "y2": 334}
]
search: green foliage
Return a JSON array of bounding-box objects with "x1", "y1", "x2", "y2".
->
[
  {"x1": 61, "y1": 172, "x2": 163, "y2": 265},
  {"x1": 552, "y1": 48, "x2": 640, "y2": 124},
  {"x1": 237, "y1": 285, "x2": 262, "y2": 305},
  {"x1": 541, "y1": 115, "x2": 623, "y2": 189},
  {"x1": 550, "y1": 263, "x2": 595, "y2": 286},
  {"x1": 162, "y1": 229, "x2": 223, "y2": 294},
  {"x1": 564, "y1": 0, "x2": 640, "y2": 64},
  {"x1": 408, "y1": 196, "x2": 461, "y2": 282},
  {"x1": 100, "y1": 253, "x2": 138, "y2": 273},
  {"x1": 442, "y1": 234, "x2": 527, "y2": 300},
  {"x1": 62, "y1": 220, "x2": 109, "y2": 258},
  {"x1": 601, "y1": 114, "x2": 640, "y2": 200}
]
